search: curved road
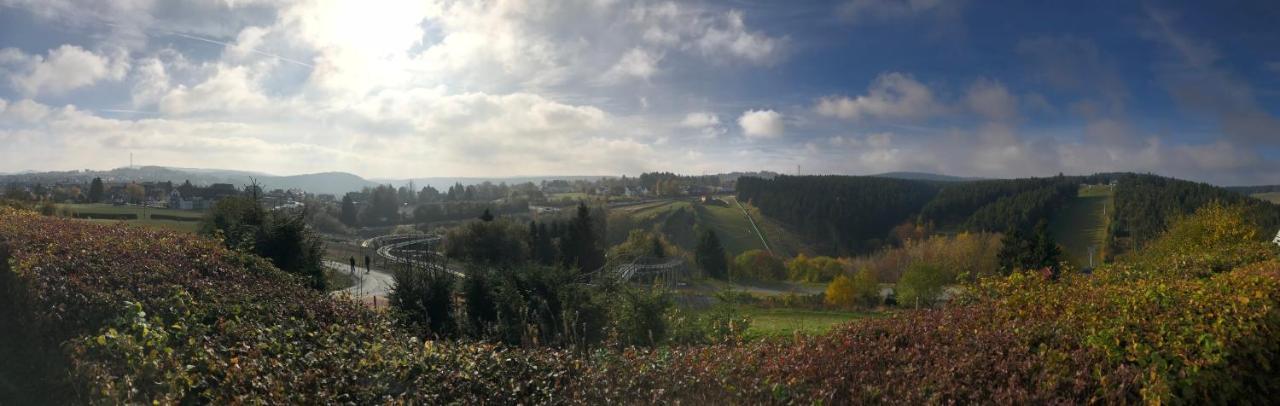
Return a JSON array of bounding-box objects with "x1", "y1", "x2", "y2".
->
[{"x1": 326, "y1": 260, "x2": 395, "y2": 298}]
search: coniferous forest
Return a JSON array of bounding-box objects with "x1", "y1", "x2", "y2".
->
[
  {"x1": 736, "y1": 175, "x2": 939, "y2": 254},
  {"x1": 738, "y1": 173, "x2": 1280, "y2": 257}
]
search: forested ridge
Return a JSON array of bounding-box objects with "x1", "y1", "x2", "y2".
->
[
  {"x1": 736, "y1": 175, "x2": 940, "y2": 254},
  {"x1": 738, "y1": 173, "x2": 1280, "y2": 256},
  {"x1": 1102, "y1": 173, "x2": 1280, "y2": 253},
  {"x1": 920, "y1": 176, "x2": 1078, "y2": 232}
]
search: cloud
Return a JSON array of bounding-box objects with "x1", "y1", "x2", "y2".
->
[
  {"x1": 1266, "y1": 61, "x2": 1280, "y2": 74},
  {"x1": 679, "y1": 112, "x2": 725, "y2": 139},
  {"x1": 681, "y1": 112, "x2": 720, "y2": 128},
  {"x1": 964, "y1": 78, "x2": 1018, "y2": 122},
  {"x1": 836, "y1": 0, "x2": 967, "y2": 33},
  {"x1": 130, "y1": 58, "x2": 170, "y2": 107},
  {"x1": 1142, "y1": 6, "x2": 1280, "y2": 146},
  {"x1": 1016, "y1": 36, "x2": 1127, "y2": 114},
  {"x1": 738, "y1": 109, "x2": 784, "y2": 138},
  {"x1": 0, "y1": 98, "x2": 52, "y2": 123},
  {"x1": 693, "y1": 10, "x2": 785, "y2": 65},
  {"x1": 602, "y1": 48, "x2": 663, "y2": 83},
  {"x1": 158, "y1": 65, "x2": 270, "y2": 116},
  {"x1": 838, "y1": 0, "x2": 943, "y2": 21},
  {"x1": 0, "y1": 45, "x2": 129, "y2": 96},
  {"x1": 815, "y1": 72, "x2": 942, "y2": 121}
]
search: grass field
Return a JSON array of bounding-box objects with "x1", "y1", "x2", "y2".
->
[
  {"x1": 1253, "y1": 192, "x2": 1280, "y2": 204},
  {"x1": 694, "y1": 202, "x2": 768, "y2": 255},
  {"x1": 549, "y1": 192, "x2": 590, "y2": 201},
  {"x1": 325, "y1": 268, "x2": 356, "y2": 291},
  {"x1": 1049, "y1": 185, "x2": 1113, "y2": 269},
  {"x1": 738, "y1": 306, "x2": 875, "y2": 338},
  {"x1": 60, "y1": 203, "x2": 205, "y2": 233},
  {"x1": 613, "y1": 197, "x2": 807, "y2": 258}
]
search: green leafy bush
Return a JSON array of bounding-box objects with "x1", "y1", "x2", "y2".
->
[{"x1": 4, "y1": 201, "x2": 1280, "y2": 404}]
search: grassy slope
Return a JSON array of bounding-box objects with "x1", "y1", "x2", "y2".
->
[
  {"x1": 1253, "y1": 192, "x2": 1280, "y2": 204},
  {"x1": 1049, "y1": 185, "x2": 1113, "y2": 268},
  {"x1": 59, "y1": 203, "x2": 204, "y2": 233},
  {"x1": 740, "y1": 307, "x2": 876, "y2": 338},
  {"x1": 616, "y1": 198, "x2": 808, "y2": 257},
  {"x1": 693, "y1": 202, "x2": 764, "y2": 255}
]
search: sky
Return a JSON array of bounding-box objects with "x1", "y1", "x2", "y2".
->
[{"x1": 0, "y1": 0, "x2": 1278, "y2": 185}]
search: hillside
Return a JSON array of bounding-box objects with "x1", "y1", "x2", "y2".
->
[
  {"x1": 4, "y1": 205, "x2": 1280, "y2": 402},
  {"x1": 737, "y1": 173, "x2": 1280, "y2": 259},
  {"x1": 1253, "y1": 192, "x2": 1280, "y2": 204},
  {"x1": 607, "y1": 198, "x2": 808, "y2": 257},
  {"x1": 1100, "y1": 173, "x2": 1280, "y2": 254},
  {"x1": 737, "y1": 175, "x2": 940, "y2": 254},
  {"x1": 1048, "y1": 185, "x2": 1114, "y2": 268},
  {"x1": 871, "y1": 171, "x2": 987, "y2": 182},
  {"x1": 0, "y1": 166, "x2": 380, "y2": 195}
]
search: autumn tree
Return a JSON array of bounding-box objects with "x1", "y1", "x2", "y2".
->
[
  {"x1": 824, "y1": 275, "x2": 855, "y2": 308},
  {"x1": 125, "y1": 183, "x2": 145, "y2": 204},
  {"x1": 731, "y1": 249, "x2": 786, "y2": 281},
  {"x1": 897, "y1": 263, "x2": 950, "y2": 308}
]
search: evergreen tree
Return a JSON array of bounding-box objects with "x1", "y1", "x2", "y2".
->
[
  {"x1": 997, "y1": 220, "x2": 1061, "y2": 276},
  {"x1": 562, "y1": 203, "x2": 603, "y2": 272},
  {"x1": 1031, "y1": 220, "x2": 1062, "y2": 274},
  {"x1": 695, "y1": 229, "x2": 728, "y2": 279},
  {"x1": 199, "y1": 196, "x2": 326, "y2": 290},
  {"x1": 649, "y1": 233, "x2": 666, "y2": 258},
  {"x1": 389, "y1": 265, "x2": 457, "y2": 339},
  {"x1": 339, "y1": 195, "x2": 358, "y2": 226},
  {"x1": 479, "y1": 208, "x2": 494, "y2": 222},
  {"x1": 462, "y1": 269, "x2": 498, "y2": 337},
  {"x1": 88, "y1": 177, "x2": 104, "y2": 203}
]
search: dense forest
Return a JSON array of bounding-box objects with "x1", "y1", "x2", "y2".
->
[
  {"x1": 919, "y1": 176, "x2": 1079, "y2": 232},
  {"x1": 737, "y1": 175, "x2": 939, "y2": 254},
  {"x1": 1227, "y1": 184, "x2": 1280, "y2": 195},
  {"x1": 1103, "y1": 173, "x2": 1280, "y2": 253},
  {"x1": 740, "y1": 173, "x2": 1280, "y2": 257}
]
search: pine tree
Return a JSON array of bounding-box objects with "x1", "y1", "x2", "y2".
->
[
  {"x1": 340, "y1": 195, "x2": 358, "y2": 226},
  {"x1": 695, "y1": 229, "x2": 728, "y2": 279},
  {"x1": 88, "y1": 177, "x2": 104, "y2": 203},
  {"x1": 1031, "y1": 220, "x2": 1062, "y2": 274},
  {"x1": 562, "y1": 203, "x2": 603, "y2": 272}
]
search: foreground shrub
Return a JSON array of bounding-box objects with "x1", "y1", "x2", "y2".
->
[
  {"x1": 0, "y1": 208, "x2": 575, "y2": 403},
  {"x1": 4, "y1": 205, "x2": 1280, "y2": 404},
  {"x1": 731, "y1": 249, "x2": 786, "y2": 281},
  {"x1": 896, "y1": 262, "x2": 952, "y2": 308}
]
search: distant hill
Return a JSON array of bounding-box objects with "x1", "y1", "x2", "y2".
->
[
  {"x1": 372, "y1": 176, "x2": 610, "y2": 191},
  {"x1": 265, "y1": 172, "x2": 379, "y2": 195},
  {"x1": 870, "y1": 171, "x2": 986, "y2": 182},
  {"x1": 0, "y1": 167, "x2": 630, "y2": 196},
  {"x1": 0, "y1": 166, "x2": 379, "y2": 195}
]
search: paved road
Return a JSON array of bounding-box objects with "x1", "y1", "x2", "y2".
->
[{"x1": 326, "y1": 260, "x2": 395, "y2": 298}]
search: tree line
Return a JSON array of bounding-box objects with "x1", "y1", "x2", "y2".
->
[
  {"x1": 392, "y1": 204, "x2": 748, "y2": 348},
  {"x1": 736, "y1": 175, "x2": 940, "y2": 254},
  {"x1": 1102, "y1": 173, "x2": 1280, "y2": 254}
]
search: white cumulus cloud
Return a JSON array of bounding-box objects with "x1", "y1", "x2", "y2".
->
[
  {"x1": 815, "y1": 72, "x2": 942, "y2": 121},
  {"x1": 738, "y1": 109, "x2": 784, "y2": 138},
  {"x1": 0, "y1": 45, "x2": 129, "y2": 96}
]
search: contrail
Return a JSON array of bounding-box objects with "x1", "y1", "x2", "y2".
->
[
  {"x1": 98, "y1": 109, "x2": 160, "y2": 115},
  {"x1": 0, "y1": 5, "x2": 318, "y2": 70},
  {"x1": 167, "y1": 31, "x2": 315, "y2": 69},
  {"x1": 88, "y1": 16, "x2": 315, "y2": 69}
]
